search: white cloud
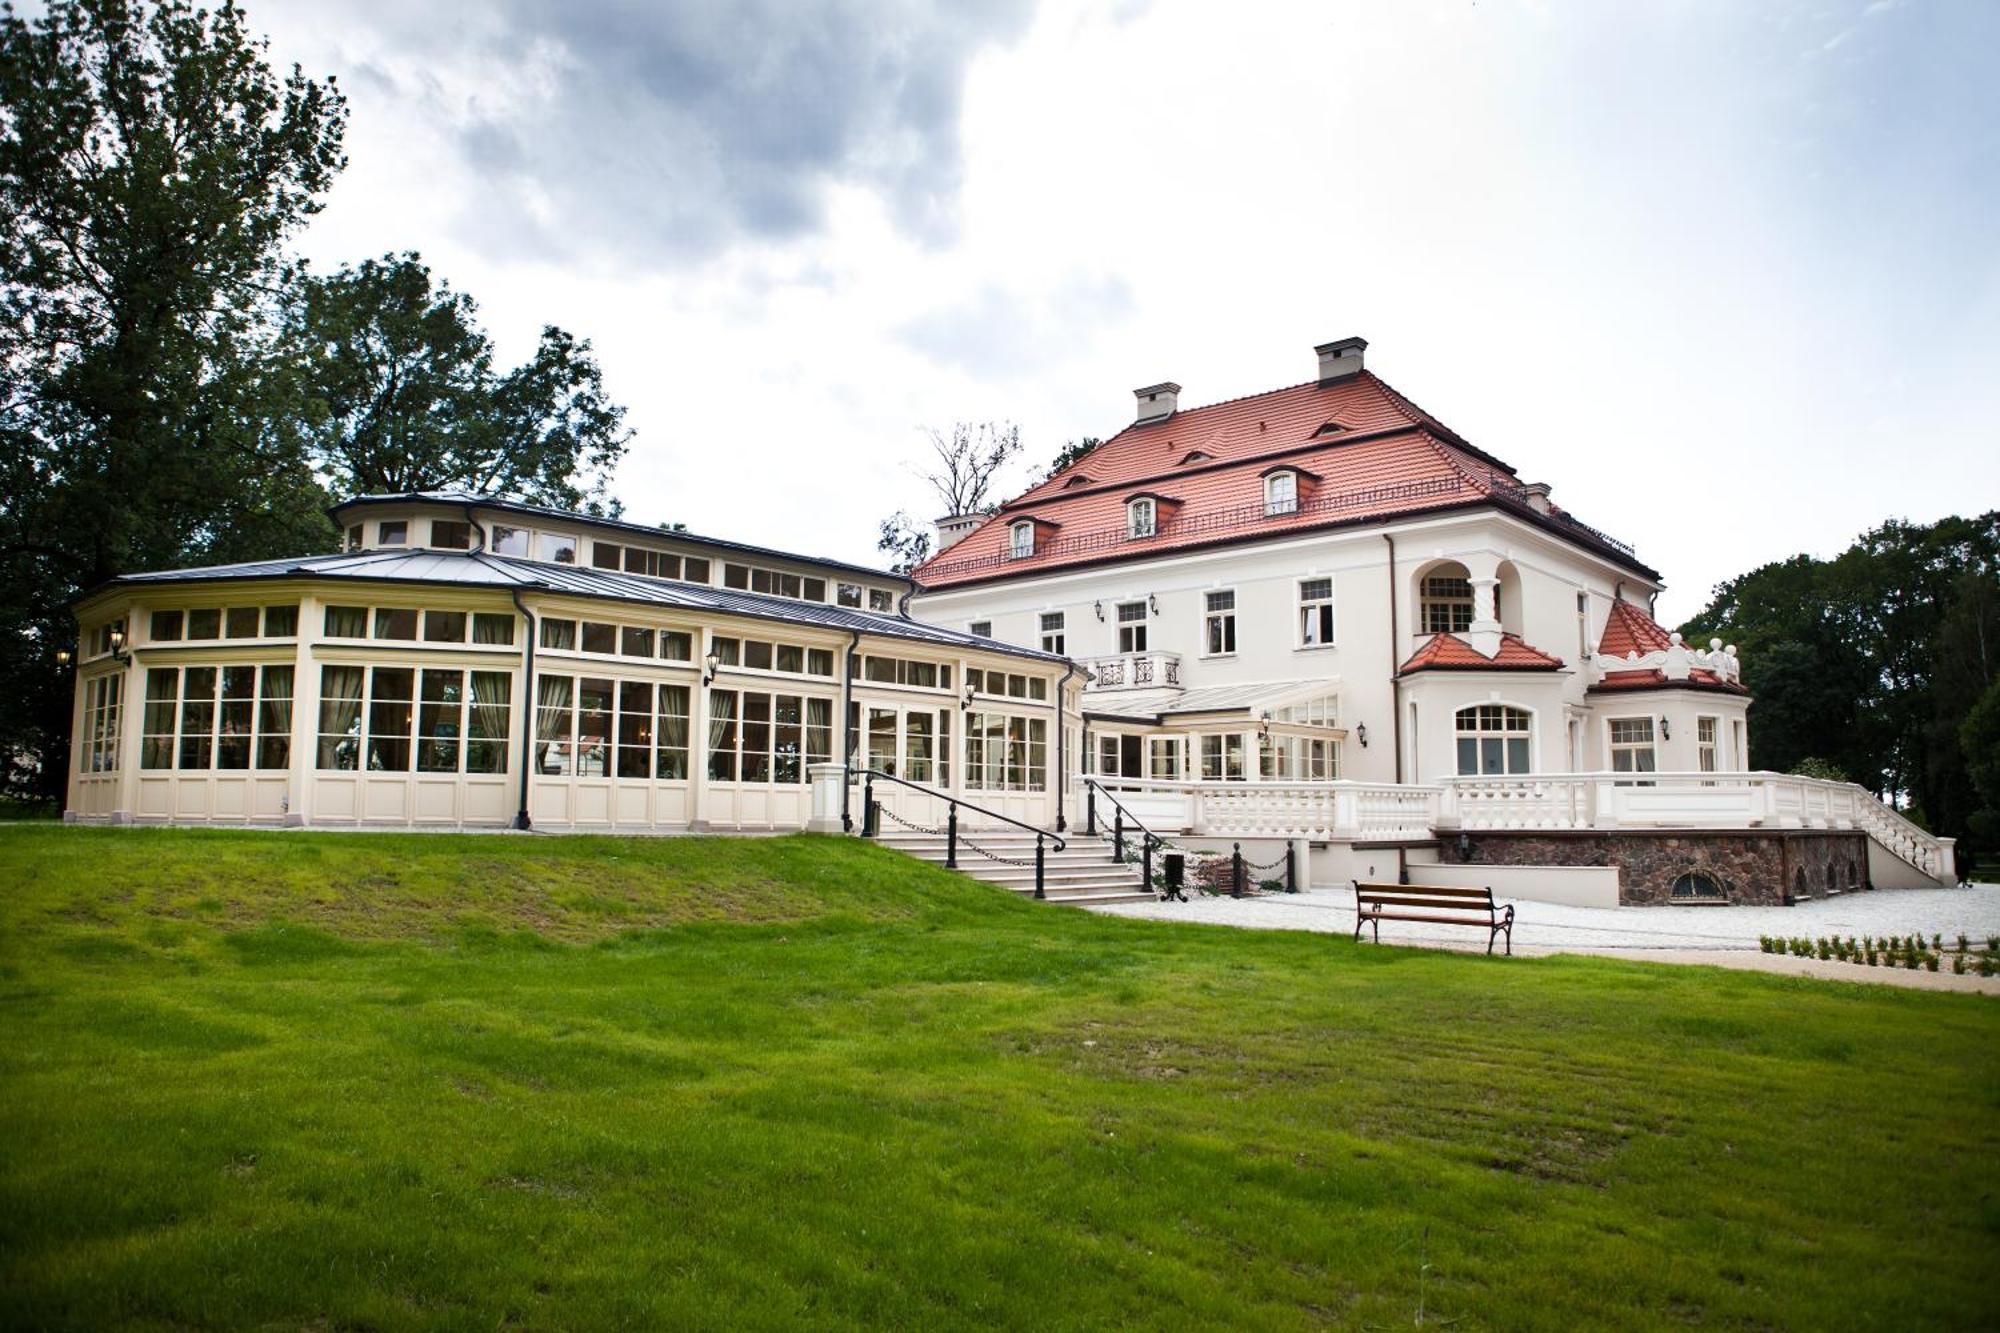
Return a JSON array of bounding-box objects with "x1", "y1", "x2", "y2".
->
[{"x1": 258, "y1": 0, "x2": 2000, "y2": 623}]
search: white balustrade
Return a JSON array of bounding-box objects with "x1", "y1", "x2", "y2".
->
[{"x1": 1083, "y1": 771, "x2": 1953, "y2": 882}]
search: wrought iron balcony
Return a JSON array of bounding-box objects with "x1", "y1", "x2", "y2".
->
[{"x1": 1082, "y1": 651, "x2": 1183, "y2": 692}]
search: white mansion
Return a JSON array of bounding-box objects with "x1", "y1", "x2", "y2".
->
[
  {"x1": 64, "y1": 336, "x2": 1954, "y2": 905},
  {"x1": 907, "y1": 337, "x2": 1954, "y2": 904}
]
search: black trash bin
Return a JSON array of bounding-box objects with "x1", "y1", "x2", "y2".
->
[{"x1": 1162, "y1": 852, "x2": 1185, "y2": 900}]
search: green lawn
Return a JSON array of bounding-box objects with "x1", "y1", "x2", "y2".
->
[{"x1": 2, "y1": 827, "x2": 1995, "y2": 1330}]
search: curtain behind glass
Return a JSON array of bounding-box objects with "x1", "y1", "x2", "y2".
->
[
  {"x1": 536, "y1": 676, "x2": 573, "y2": 775},
  {"x1": 317, "y1": 666, "x2": 364, "y2": 770}
]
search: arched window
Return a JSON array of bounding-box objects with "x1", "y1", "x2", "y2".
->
[
  {"x1": 1454, "y1": 704, "x2": 1531, "y2": 775},
  {"x1": 1010, "y1": 522, "x2": 1034, "y2": 559},
  {"x1": 1264, "y1": 471, "x2": 1298, "y2": 516},
  {"x1": 1127, "y1": 498, "x2": 1156, "y2": 539},
  {"x1": 1421, "y1": 563, "x2": 1477, "y2": 634},
  {"x1": 1671, "y1": 872, "x2": 1722, "y2": 900}
]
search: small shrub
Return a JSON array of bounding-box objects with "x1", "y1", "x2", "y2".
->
[
  {"x1": 1863, "y1": 935, "x2": 1874, "y2": 953},
  {"x1": 1987, "y1": 936, "x2": 1999, "y2": 954},
  {"x1": 1980, "y1": 955, "x2": 1996, "y2": 978},
  {"x1": 1956, "y1": 933, "x2": 1969, "y2": 953},
  {"x1": 1953, "y1": 953, "x2": 1967, "y2": 975},
  {"x1": 1815, "y1": 939, "x2": 1832, "y2": 961},
  {"x1": 1931, "y1": 933, "x2": 1943, "y2": 952},
  {"x1": 1924, "y1": 953, "x2": 1939, "y2": 972},
  {"x1": 1758, "y1": 935, "x2": 1773, "y2": 954},
  {"x1": 1865, "y1": 950, "x2": 1878, "y2": 966}
]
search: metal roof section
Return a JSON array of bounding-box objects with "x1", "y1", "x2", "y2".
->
[
  {"x1": 95, "y1": 549, "x2": 1069, "y2": 665},
  {"x1": 328, "y1": 489, "x2": 912, "y2": 586},
  {"x1": 1086, "y1": 678, "x2": 1338, "y2": 724}
]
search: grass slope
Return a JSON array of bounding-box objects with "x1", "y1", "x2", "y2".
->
[{"x1": 2, "y1": 826, "x2": 1996, "y2": 1330}]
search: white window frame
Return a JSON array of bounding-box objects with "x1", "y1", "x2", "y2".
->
[
  {"x1": 1116, "y1": 601, "x2": 1148, "y2": 654},
  {"x1": 1127, "y1": 498, "x2": 1156, "y2": 539},
  {"x1": 1420, "y1": 571, "x2": 1475, "y2": 635},
  {"x1": 1454, "y1": 703, "x2": 1533, "y2": 776},
  {"x1": 1264, "y1": 471, "x2": 1297, "y2": 516},
  {"x1": 1298, "y1": 578, "x2": 1335, "y2": 648},
  {"x1": 968, "y1": 620, "x2": 992, "y2": 639},
  {"x1": 1039, "y1": 612, "x2": 1065, "y2": 656},
  {"x1": 1203, "y1": 589, "x2": 1237, "y2": 657},
  {"x1": 1010, "y1": 522, "x2": 1034, "y2": 559},
  {"x1": 1696, "y1": 715, "x2": 1718, "y2": 773},
  {"x1": 1607, "y1": 715, "x2": 1658, "y2": 778}
]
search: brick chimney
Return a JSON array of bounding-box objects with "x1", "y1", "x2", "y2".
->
[
  {"x1": 1315, "y1": 336, "x2": 1367, "y2": 384},
  {"x1": 1133, "y1": 381, "x2": 1180, "y2": 425},
  {"x1": 934, "y1": 513, "x2": 981, "y2": 552}
]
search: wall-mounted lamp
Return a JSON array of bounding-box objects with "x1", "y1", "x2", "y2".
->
[
  {"x1": 960, "y1": 683, "x2": 977, "y2": 712},
  {"x1": 1093, "y1": 600, "x2": 1105, "y2": 622},
  {"x1": 1356, "y1": 722, "x2": 1369, "y2": 748},
  {"x1": 702, "y1": 650, "x2": 722, "y2": 684},
  {"x1": 1148, "y1": 593, "x2": 1159, "y2": 614},
  {"x1": 108, "y1": 625, "x2": 130, "y2": 664},
  {"x1": 1660, "y1": 717, "x2": 1671, "y2": 741},
  {"x1": 1257, "y1": 710, "x2": 1272, "y2": 739},
  {"x1": 54, "y1": 647, "x2": 73, "y2": 669}
]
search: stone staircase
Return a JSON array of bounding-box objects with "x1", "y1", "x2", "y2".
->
[{"x1": 873, "y1": 829, "x2": 1157, "y2": 905}]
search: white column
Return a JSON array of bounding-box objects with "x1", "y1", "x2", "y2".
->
[
  {"x1": 805, "y1": 761, "x2": 847, "y2": 834},
  {"x1": 286, "y1": 594, "x2": 320, "y2": 826}
]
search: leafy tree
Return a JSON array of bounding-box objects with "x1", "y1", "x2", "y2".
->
[
  {"x1": 1680, "y1": 512, "x2": 2000, "y2": 855},
  {"x1": 0, "y1": 0, "x2": 347, "y2": 800},
  {"x1": 1044, "y1": 435, "x2": 1102, "y2": 480},
  {"x1": 875, "y1": 420, "x2": 1020, "y2": 573},
  {"x1": 875, "y1": 512, "x2": 932, "y2": 575},
  {"x1": 287, "y1": 253, "x2": 630, "y2": 513}
]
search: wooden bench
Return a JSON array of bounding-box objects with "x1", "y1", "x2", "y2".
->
[{"x1": 1353, "y1": 882, "x2": 1514, "y2": 955}]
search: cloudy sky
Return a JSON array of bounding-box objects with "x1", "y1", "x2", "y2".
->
[{"x1": 256, "y1": 0, "x2": 1999, "y2": 624}]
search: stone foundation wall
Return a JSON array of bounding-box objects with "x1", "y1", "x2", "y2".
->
[{"x1": 1438, "y1": 830, "x2": 1871, "y2": 906}]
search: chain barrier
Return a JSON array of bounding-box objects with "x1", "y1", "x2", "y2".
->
[
  {"x1": 875, "y1": 803, "x2": 947, "y2": 838},
  {"x1": 958, "y1": 833, "x2": 1041, "y2": 868}
]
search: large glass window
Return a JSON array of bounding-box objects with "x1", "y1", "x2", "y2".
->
[
  {"x1": 539, "y1": 533, "x2": 578, "y2": 565},
  {"x1": 1205, "y1": 590, "x2": 1237, "y2": 655},
  {"x1": 1127, "y1": 499, "x2": 1155, "y2": 539},
  {"x1": 1011, "y1": 523, "x2": 1035, "y2": 558},
  {"x1": 366, "y1": 667, "x2": 415, "y2": 771},
  {"x1": 491, "y1": 525, "x2": 529, "y2": 557},
  {"x1": 706, "y1": 689, "x2": 828, "y2": 783},
  {"x1": 139, "y1": 665, "x2": 291, "y2": 771},
  {"x1": 1200, "y1": 733, "x2": 1246, "y2": 780},
  {"x1": 81, "y1": 674, "x2": 123, "y2": 774},
  {"x1": 964, "y1": 713, "x2": 1045, "y2": 791},
  {"x1": 1697, "y1": 716, "x2": 1718, "y2": 773},
  {"x1": 1258, "y1": 734, "x2": 1338, "y2": 780},
  {"x1": 1456, "y1": 705, "x2": 1532, "y2": 776},
  {"x1": 317, "y1": 666, "x2": 364, "y2": 770},
  {"x1": 1040, "y1": 612, "x2": 1065, "y2": 656}
]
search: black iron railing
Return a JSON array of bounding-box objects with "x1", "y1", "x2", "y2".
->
[
  {"x1": 856, "y1": 767, "x2": 1065, "y2": 899},
  {"x1": 1085, "y1": 778, "x2": 1179, "y2": 901}
]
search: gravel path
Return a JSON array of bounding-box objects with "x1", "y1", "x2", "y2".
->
[{"x1": 1087, "y1": 881, "x2": 2000, "y2": 993}]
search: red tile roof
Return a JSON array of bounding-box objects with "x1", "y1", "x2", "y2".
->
[
  {"x1": 1592, "y1": 599, "x2": 1749, "y2": 694},
  {"x1": 1399, "y1": 632, "x2": 1567, "y2": 674},
  {"x1": 912, "y1": 370, "x2": 1651, "y2": 589}
]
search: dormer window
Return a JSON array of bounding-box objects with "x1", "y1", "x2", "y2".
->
[
  {"x1": 378, "y1": 520, "x2": 408, "y2": 546},
  {"x1": 1265, "y1": 470, "x2": 1298, "y2": 517},
  {"x1": 1063, "y1": 474, "x2": 1094, "y2": 489},
  {"x1": 1179, "y1": 450, "x2": 1214, "y2": 465},
  {"x1": 1127, "y1": 498, "x2": 1157, "y2": 539},
  {"x1": 1010, "y1": 522, "x2": 1035, "y2": 559}
]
